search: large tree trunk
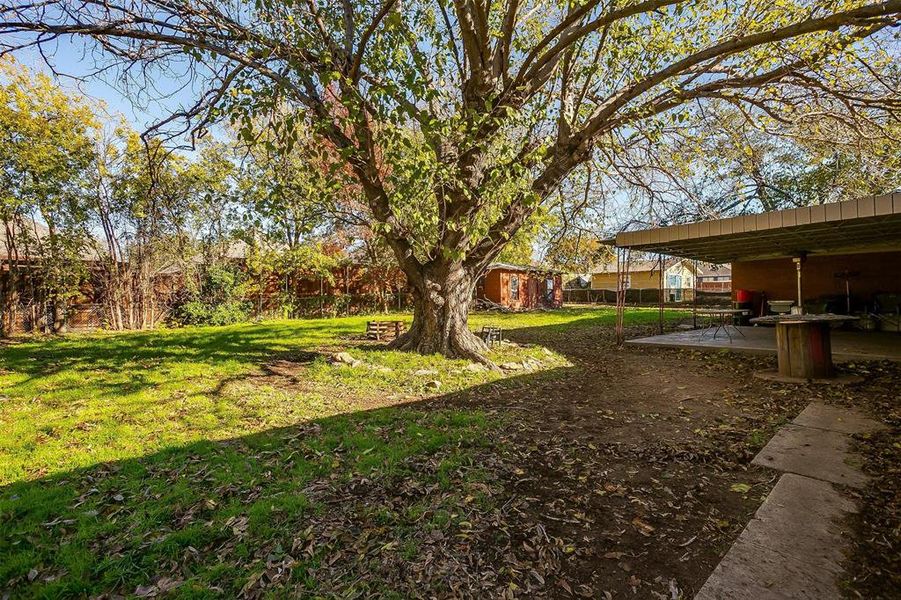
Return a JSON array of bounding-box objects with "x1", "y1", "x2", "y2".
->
[{"x1": 389, "y1": 261, "x2": 490, "y2": 363}]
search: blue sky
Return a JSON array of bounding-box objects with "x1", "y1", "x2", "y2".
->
[{"x1": 17, "y1": 35, "x2": 203, "y2": 136}]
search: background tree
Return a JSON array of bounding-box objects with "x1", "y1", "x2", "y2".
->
[
  {"x1": 186, "y1": 140, "x2": 240, "y2": 262},
  {"x1": 0, "y1": 57, "x2": 96, "y2": 333},
  {"x1": 494, "y1": 208, "x2": 555, "y2": 266},
  {"x1": 94, "y1": 130, "x2": 198, "y2": 329},
  {"x1": 581, "y1": 71, "x2": 901, "y2": 233},
  {"x1": 544, "y1": 234, "x2": 606, "y2": 273},
  {"x1": 238, "y1": 119, "x2": 344, "y2": 249},
  {"x1": 3, "y1": 0, "x2": 900, "y2": 359},
  {"x1": 684, "y1": 104, "x2": 901, "y2": 212}
]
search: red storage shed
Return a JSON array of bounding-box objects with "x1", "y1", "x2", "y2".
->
[{"x1": 476, "y1": 263, "x2": 563, "y2": 310}]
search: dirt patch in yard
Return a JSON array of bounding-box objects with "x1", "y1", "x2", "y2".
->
[
  {"x1": 237, "y1": 320, "x2": 898, "y2": 598},
  {"x1": 419, "y1": 322, "x2": 899, "y2": 598}
]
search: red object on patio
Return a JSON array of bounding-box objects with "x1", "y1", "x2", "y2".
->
[{"x1": 735, "y1": 289, "x2": 754, "y2": 303}]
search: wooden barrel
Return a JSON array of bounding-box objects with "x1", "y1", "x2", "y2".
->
[{"x1": 775, "y1": 321, "x2": 834, "y2": 379}]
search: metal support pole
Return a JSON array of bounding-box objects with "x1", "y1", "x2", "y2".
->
[
  {"x1": 693, "y1": 259, "x2": 698, "y2": 329},
  {"x1": 658, "y1": 253, "x2": 664, "y2": 334},
  {"x1": 615, "y1": 248, "x2": 623, "y2": 344}
]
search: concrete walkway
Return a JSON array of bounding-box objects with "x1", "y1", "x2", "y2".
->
[{"x1": 695, "y1": 402, "x2": 886, "y2": 600}]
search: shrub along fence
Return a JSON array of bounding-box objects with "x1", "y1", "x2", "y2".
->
[
  {"x1": 252, "y1": 292, "x2": 413, "y2": 320},
  {"x1": 3, "y1": 294, "x2": 414, "y2": 335},
  {"x1": 563, "y1": 288, "x2": 731, "y2": 307}
]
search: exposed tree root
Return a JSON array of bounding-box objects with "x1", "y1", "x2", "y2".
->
[{"x1": 388, "y1": 325, "x2": 497, "y2": 368}]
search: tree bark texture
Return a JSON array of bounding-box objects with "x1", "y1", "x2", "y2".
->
[{"x1": 389, "y1": 261, "x2": 489, "y2": 362}]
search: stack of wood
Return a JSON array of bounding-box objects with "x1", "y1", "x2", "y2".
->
[
  {"x1": 474, "y1": 298, "x2": 512, "y2": 312},
  {"x1": 366, "y1": 320, "x2": 406, "y2": 341}
]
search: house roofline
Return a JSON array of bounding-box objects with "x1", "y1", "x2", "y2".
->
[{"x1": 486, "y1": 262, "x2": 561, "y2": 274}]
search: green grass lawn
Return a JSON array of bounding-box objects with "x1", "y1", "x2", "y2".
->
[
  {"x1": 0, "y1": 306, "x2": 683, "y2": 598},
  {"x1": 0, "y1": 306, "x2": 679, "y2": 485}
]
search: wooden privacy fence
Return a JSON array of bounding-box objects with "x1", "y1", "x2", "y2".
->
[
  {"x1": 254, "y1": 292, "x2": 413, "y2": 320},
  {"x1": 2, "y1": 302, "x2": 105, "y2": 334}
]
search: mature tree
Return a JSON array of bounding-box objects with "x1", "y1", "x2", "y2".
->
[
  {"x1": 0, "y1": 57, "x2": 96, "y2": 333},
  {"x1": 3, "y1": 0, "x2": 899, "y2": 359}
]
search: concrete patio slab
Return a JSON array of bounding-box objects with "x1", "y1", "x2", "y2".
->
[
  {"x1": 751, "y1": 423, "x2": 868, "y2": 488},
  {"x1": 792, "y1": 402, "x2": 889, "y2": 435},
  {"x1": 627, "y1": 327, "x2": 901, "y2": 362}
]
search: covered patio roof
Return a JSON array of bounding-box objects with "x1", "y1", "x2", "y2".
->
[{"x1": 610, "y1": 193, "x2": 901, "y2": 263}]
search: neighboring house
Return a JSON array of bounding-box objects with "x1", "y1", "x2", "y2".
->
[
  {"x1": 591, "y1": 258, "x2": 696, "y2": 301},
  {"x1": 564, "y1": 274, "x2": 591, "y2": 289},
  {"x1": 696, "y1": 263, "x2": 732, "y2": 292},
  {"x1": 476, "y1": 263, "x2": 563, "y2": 310}
]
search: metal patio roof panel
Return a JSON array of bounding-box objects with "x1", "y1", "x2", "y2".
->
[{"x1": 612, "y1": 193, "x2": 901, "y2": 263}]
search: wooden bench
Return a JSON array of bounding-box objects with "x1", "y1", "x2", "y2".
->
[{"x1": 366, "y1": 320, "x2": 406, "y2": 341}]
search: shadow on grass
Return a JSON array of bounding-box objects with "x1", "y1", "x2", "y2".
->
[
  {"x1": 0, "y1": 321, "x2": 342, "y2": 380},
  {"x1": 0, "y1": 307, "x2": 684, "y2": 405},
  {"x1": 2, "y1": 306, "x2": 676, "y2": 381},
  {"x1": 0, "y1": 309, "x2": 688, "y2": 598},
  {"x1": 0, "y1": 366, "x2": 571, "y2": 599}
]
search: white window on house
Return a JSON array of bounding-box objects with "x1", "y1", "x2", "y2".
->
[{"x1": 510, "y1": 275, "x2": 520, "y2": 300}]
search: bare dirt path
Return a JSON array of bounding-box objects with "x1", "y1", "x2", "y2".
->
[{"x1": 426, "y1": 320, "x2": 900, "y2": 598}]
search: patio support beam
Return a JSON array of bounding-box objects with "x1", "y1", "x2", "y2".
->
[{"x1": 658, "y1": 253, "x2": 664, "y2": 335}]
